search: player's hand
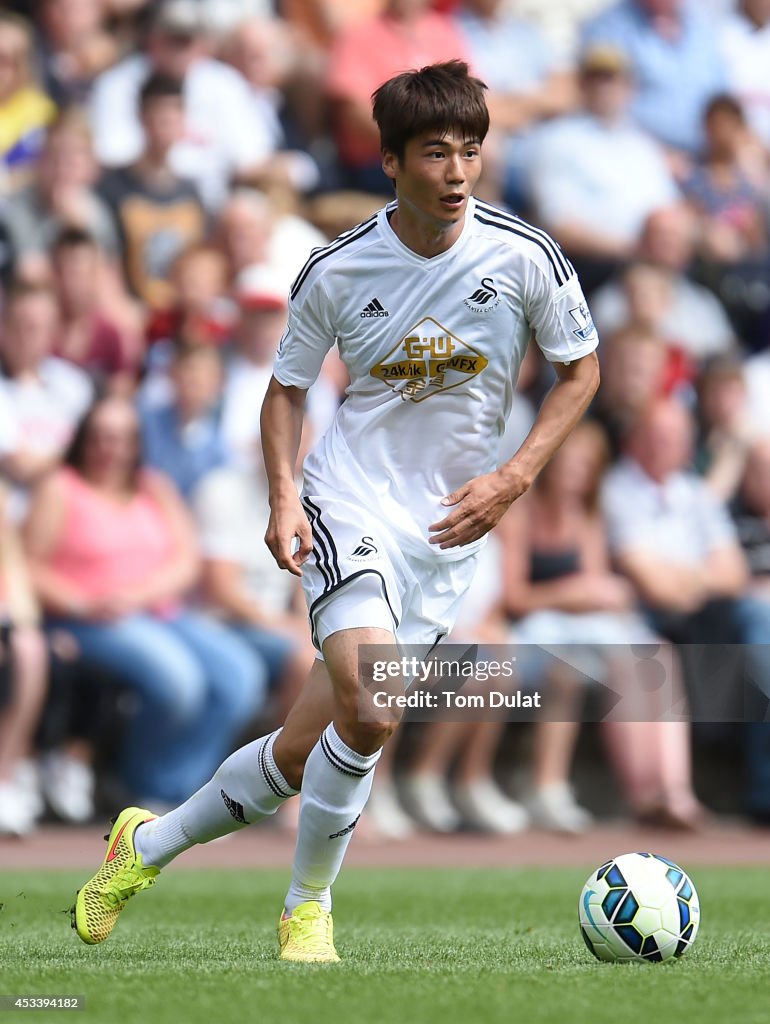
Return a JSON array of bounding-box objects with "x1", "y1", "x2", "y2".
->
[
  {"x1": 429, "y1": 468, "x2": 528, "y2": 549},
  {"x1": 265, "y1": 492, "x2": 313, "y2": 577}
]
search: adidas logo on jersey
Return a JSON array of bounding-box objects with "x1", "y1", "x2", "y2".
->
[{"x1": 361, "y1": 298, "x2": 389, "y2": 318}]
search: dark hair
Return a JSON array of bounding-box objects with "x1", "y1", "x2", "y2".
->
[
  {"x1": 2, "y1": 279, "x2": 57, "y2": 318},
  {"x1": 52, "y1": 225, "x2": 97, "y2": 254},
  {"x1": 705, "y1": 93, "x2": 746, "y2": 124},
  {"x1": 372, "y1": 60, "x2": 489, "y2": 160},
  {"x1": 170, "y1": 337, "x2": 222, "y2": 365},
  {"x1": 64, "y1": 398, "x2": 142, "y2": 489},
  {"x1": 140, "y1": 71, "x2": 184, "y2": 109}
]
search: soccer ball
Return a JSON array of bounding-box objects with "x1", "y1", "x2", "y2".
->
[{"x1": 579, "y1": 852, "x2": 700, "y2": 963}]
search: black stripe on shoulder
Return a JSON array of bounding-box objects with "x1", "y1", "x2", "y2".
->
[
  {"x1": 474, "y1": 212, "x2": 568, "y2": 287},
  {"x1": 290, "y1": 217, "x2": 379, "y2": 301},
  {"x1": 474, "y1": 200, "x2": 575, "y2": 282}
]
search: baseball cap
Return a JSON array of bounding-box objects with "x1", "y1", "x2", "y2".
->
[
  {"x1": 234, "y1": 266, "x2": 288, "y2": 311},
  {"x1": 151, "y1": 0, "x2": 203, "y2": 36},
  {"x1": 579, "y1": 44, "x2": 631, "y2": 77}
]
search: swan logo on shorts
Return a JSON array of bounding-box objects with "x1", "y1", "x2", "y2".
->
[
  {"x1": 370, "y1": 316, "x2": 488, "y2": 403},
  {"x1": 351, "y1": 536, "x2": 378, "y2": 559}
]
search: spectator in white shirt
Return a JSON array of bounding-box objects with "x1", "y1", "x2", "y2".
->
[
  {"x1": 720, "y1": 0, "x2": 770, "y2": 149},
  {"x1": 0, "y1": 282, "x2": 92, "y2": 510},
  {"x1": 590, "y1": 205, "x2": 737, "y2": 362},
  {"x1": 88, "y1": 0, "x2": 273, "y2": 210},
  {"x1": 603, "y1": 398, "x2": 748, "y2": 640},
  {"x1": 528, "y1": 44, "x2": 679, "y2": 289}
]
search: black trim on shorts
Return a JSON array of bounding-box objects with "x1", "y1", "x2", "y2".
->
[
  {"x1": 308, "y1": 569, "x2": 400, "y2": 650},
  {"x1": 303, "y1": 497, "x2": 341, "y2": 583},
  {"x1": 302, "y1": 499, "x2": 335, "y2": 590}
]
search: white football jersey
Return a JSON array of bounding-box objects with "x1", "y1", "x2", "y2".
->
[{"x1": 273, "y1": 196, "x2": 599, "y2": 562}]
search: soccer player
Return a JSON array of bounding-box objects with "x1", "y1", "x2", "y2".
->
[{"x1": 70, "y1": 60, "x2": 600, "y2": 962}]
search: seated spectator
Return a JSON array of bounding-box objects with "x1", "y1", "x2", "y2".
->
[
  {"x1": 0, "y1": 482, "x2": 48, "y2": 836},
  {"x1": 220, "y1": 268, "x2": 337, "y2": 469},
  {"x1": 501, "y1": 419, "x2": 701, "y2": 830},
  {"x1": 223, "y1": 17, "x2": 321, "y2": 198},
  {"x1": 51, "y1": 227, "x2": 139, "y2": 393},
  {"x1": 453, "y1": 0, "x2": 576, "y2": 209},
  {"x1": 216, "y1": 188, "x2": 327, "y2": 291},
  {"x1": 0, "y1": 12, "x2": 56, "y2": 190},
  {"x1": 592, "y1": 322, "x2": 669, "y2": 453},
  {"x1": 528, "y1": 44, "x2": 679, "y2": 290},
  {"x1": 88, "y1": 0, "x2": 278, "y2": 209},
  {"x1": 98, "y1": 73, "x2": 206, "y2": 312},
  {"x1": 0, "y1": 107, "x2": 119, "y2": 275},
  {"x1": 603, "y1": 398, "x2": 748, "y2": 649},
  {"x1": 590, "y1": 205, "x2": 737, "y2": 362},
  {"x1": 36, "y1": 0, "x2": 119, "y2": 105},
  {"x1": 695, "y1": 355, "x2": 756, "y2": 503},
  {"x1": 720, "y1": 0, "x2": 770, "y2": 151},
  {"x1": 141, "y1": 342, "x2": 230, "y2": 500},
  {"x1": 145, "y1": 243, "x2": 232, "y2": 351},
  {"x1": 581, "y1": 0, "x2": 726, "y2": 158},
  {"x1": 683, "y1": 95, "x2": 768, "y2": 265},
  {"x1": 0, "y1": 281, "x2": 93, "y2": 504},
  {"x1": 23, "y1": 396, "x2": 265, "y2": 805},
  {"x1": 325, "y1": 0, "x2": 470, "y2": 193},
  {"x1": 194, "y1": 462, "x2": 314, "y2": 723}
]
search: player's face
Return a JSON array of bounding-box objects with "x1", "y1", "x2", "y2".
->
[{"x1": 383, "y1": 130, "x2": 482, "y2": 228}]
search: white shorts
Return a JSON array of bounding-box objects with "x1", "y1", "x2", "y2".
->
[{"x1": 300, "y1": 493, "x2": 481, "y2": 655}]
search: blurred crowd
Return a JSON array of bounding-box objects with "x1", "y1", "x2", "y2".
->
[{"x1": 2, "y1": 0, "x2": 770, "y2": 840}]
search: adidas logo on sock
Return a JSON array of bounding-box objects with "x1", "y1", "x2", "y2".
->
[
  {"x1": 220, "y1": 788, "x2": 247, "y2": 824},
  {"x1": 328, "y1": 814, "x2": 361, "y2": 839},
  {"x1": 360, "y1": 297, "x2": 389, "y2": 318}
]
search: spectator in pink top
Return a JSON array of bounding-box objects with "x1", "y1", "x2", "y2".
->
[
  {"x1": 23, "y1": 396, "x2": 266, "y2": 804},
  {"x1": 326, "y1": 0, "x2": 470, "y2": 192}
]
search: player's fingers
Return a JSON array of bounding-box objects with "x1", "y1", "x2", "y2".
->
[
  {"x1": 428, "y1": 513, "x2": 456, "y2": 532},
  {"x1": 295, "y1": 524, "x2": 314, "y2": 565},
  {"x1": 440, "y1": 484, "x2": 470, "y2": 507}
]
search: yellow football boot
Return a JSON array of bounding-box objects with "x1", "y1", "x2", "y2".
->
[
  {"x1": 278, "y1": 901, "x2": 341, "y2": 963},
  {"x1": 71, "y1": 806, "x2": 159, "y2": 945}
]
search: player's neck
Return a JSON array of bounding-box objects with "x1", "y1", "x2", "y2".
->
[{"x1": 389, "y1": 202, "x2": 466, "y2": 258}]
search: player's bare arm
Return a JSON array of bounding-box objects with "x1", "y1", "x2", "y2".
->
[
  {"x1": 429, "y1": 350, "x2": 600, "y2": 549},
  {"x1": 261, "y1": 375, "x2": 313, "y2": 576}
]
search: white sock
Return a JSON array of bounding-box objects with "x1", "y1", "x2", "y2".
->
[
  {"x1": 284, "y1": 724, "x2": 381, "y2": 914},
  {"x1": 135, "y1": 730, "x2": 297, "y2": 868}
]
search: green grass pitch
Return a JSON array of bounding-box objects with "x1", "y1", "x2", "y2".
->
[{"x1": 2, "y1": 866, "x2": 770, "y2": 1024}]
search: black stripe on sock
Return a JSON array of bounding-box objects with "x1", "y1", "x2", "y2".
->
[{"x1": 320, "y1": 731, "x2": 372, "y2": 778}]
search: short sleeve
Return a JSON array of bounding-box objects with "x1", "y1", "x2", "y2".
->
[
  {"x1": 525, "y1": 261, "x2": 599, "y2": 365},
  {"x1": 193, "y1": 470, "x2": 244, "y2": 561},
  {"x1": 273, "y1": 275, "x2": 336, "y2": 389},
  {"x1": 697, "y1": 480, "x2": 738, "y2": 552}
]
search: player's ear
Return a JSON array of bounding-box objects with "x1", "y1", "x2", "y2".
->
[{"x1": 382, "y1": 148, "x2": 399, "y2": 183}]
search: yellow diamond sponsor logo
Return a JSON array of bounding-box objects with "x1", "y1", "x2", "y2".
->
[{"x1": 370, "y1": 316, "x2": 488, "y2": 402}]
